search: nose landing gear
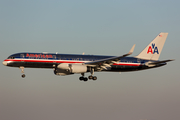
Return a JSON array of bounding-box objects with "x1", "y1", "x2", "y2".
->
[{"x1": 20, "y1": 66, "x2": 25, "y2": 78}]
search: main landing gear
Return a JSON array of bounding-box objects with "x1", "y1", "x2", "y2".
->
[
  {"x1": 79, "y1": 75, "x2": 97, "y2": 82},
  {"x1": 20, "y1": 66, "x2": 25, "y2": 78},
  {"x1": 79, "y1": 73, "x2": 88, "y2": 81},
  {"x1": 88, "y1": 68, "x2": 97, "y2": 80},
  {"x1": 79, "y1": 68, "x2": 97, "y2": 82},
  {"x1": 88, "y1": 75, "x2": 97, "y2": 80}
]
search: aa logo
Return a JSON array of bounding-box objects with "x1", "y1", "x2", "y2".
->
[{"x1": 147, "y1": 43, "x2": 159, "y2": 54}]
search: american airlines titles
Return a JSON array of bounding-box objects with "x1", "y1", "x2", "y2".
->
[{"x1": 26, "y1": 53, "x2": 53, "y2": 58}]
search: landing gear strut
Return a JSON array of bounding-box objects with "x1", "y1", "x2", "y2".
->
[
  {"x1": 88, "y1": 68, "x2": 97, "y2": 80},
  {"x1": 20, "y1": 66, "x2": 25, "y2": 78}
]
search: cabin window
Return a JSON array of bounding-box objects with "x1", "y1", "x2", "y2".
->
[
  {"x1": 20, "y1": 54, "x2": 25, "y2": 58},
  {"x1": 53, "y1": 55, "x2": 56, "y2": 59},
  {"x1": 7, "y1": 56, "x2": 15, "y2": 59},
  {"x1": 137, "y1": 59, "x2": 141, "y2": 63},
  {"x1": 58, "y1": 56, "x2": 61, "y2": 60}
]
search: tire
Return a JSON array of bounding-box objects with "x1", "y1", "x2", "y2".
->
[
  {"x1": 84, "y1": 77, "x2": 88, "y2": 81},
  {"x1": 22, "y1": 74, "x2": 25, "y2": 78},
  {"x1": 79, "y1": 77, "x2": 84, "y2": 81},
  {"x1": 92, "y1": 76, "x2": 97, "y2": 80},
  {"x1": 88, "y1": 76, "x2": 93, "y2": 79}
]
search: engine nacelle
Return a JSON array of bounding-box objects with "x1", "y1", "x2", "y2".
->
[
  {"x1": 57, "y1": 63, "x2": 88, "y2": 74},
  {"x1": 69, "y1": 64, "x2": 87, "y2": 73}
]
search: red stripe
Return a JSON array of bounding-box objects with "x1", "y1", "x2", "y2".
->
[
  {"x1": 4, "y1": 59, "x2": 83, "y2": 64},
  {"x1": 4, "y1": 59, "x2": 141, "y2": 66},
  {"x1": 113, "y1": 63, "x2": 140, "y2": 66}
]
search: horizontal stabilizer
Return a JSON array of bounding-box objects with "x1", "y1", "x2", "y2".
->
[{"x1": 148, "y1": 59, "x2": 174, "y2": 65}]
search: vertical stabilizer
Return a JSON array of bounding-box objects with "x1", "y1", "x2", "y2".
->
[{"x1": 136, "y1": 32, "x2": 168, "y2": 60}]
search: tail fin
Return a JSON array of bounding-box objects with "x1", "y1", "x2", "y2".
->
[{"x1": 136, "y1": 32, "x2": 168, "y2": 60}]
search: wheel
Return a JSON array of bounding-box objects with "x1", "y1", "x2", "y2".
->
[
  {"x1": 22, "y1": 74, "x2": 25, "y2": 78},
  {"x1": 92, "y1": 76, "x2": 97, "y2": 80},
  {"x1": 88, "y1": 76, "x2": 93, "y2": 79},
  {"x1": 84, "y1": 77, "x2": 88, "y2": 81},
  {"x1": 79, "y1": 77, "x2": 84, "y2": 81}
]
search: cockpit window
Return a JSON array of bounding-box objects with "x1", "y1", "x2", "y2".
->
[{"x1": 7, "y1": 56, "x2": 15, "y2": 59}]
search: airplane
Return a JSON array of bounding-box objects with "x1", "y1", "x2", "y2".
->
[{"x1": 2, "y1": 32, "x2": 174, "y2": 81}]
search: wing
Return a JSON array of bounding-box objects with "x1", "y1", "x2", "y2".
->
[{"x1": 84, "y1": 44, "x2": 135, "y2": 70}]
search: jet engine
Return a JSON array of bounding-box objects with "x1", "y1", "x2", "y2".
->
[
  {"x1": 69, "y1": 64, "x2": 87, "y2": 73},
  {"x1": 55, "y1": 63, "x2": 88, "y2": 75}
]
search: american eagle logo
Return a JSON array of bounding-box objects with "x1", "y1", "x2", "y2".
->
[{"x1": 147, "y1": 43, "x2": 159, "y2": 54}]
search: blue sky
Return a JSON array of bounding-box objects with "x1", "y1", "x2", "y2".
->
[{"x1": 0, "y1": 1, "x2": 180, "y2": 120}]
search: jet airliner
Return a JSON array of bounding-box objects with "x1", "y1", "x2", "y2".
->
[{"x1": 2, "y1": 33, "x2": 174, "y2": 81}]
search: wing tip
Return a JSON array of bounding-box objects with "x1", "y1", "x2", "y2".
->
[
  {"x1": 128, "y1": 44, "x2": 136, "y2": 54},
  {"x1": 170, "y1": 59, "x2": 175, "y2": 61}
]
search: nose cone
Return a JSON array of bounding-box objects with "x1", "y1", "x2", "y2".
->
[{"x1": 2, "y1": 61, "x2": 7, "y2": 66}]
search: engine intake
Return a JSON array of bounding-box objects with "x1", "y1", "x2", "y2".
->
[{"x1": 54, "y1": 68, "x2": 72, "y2": 76}]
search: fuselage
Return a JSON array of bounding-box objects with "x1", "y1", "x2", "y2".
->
[{"x1": 3, "y1": 52, "x2": 166, "y2": 72}]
